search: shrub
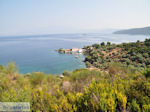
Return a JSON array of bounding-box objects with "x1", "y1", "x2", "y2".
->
[
  {"x1": 63, "y1": 71, "x2": 72, "y2": 76},
  {"x1": 6, "y1": 62, "x2": 18, "y2": 75},
  {"x1": 143, "y1": 68, "x2": 150, "y2": 78},
  {"x1": 30, "y1": 72, "x2": 45, "y2": 86}
]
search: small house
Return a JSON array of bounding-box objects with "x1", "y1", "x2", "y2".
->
[
  {"x1": 65, "y1": 49, "x2": 71, "y2": 53},
  {"x1": 72, "y1": 48, "x2": 79, "y2": 52},
  {"x1": 78, "y1": 48, "x2": 83, "y2": 53}
]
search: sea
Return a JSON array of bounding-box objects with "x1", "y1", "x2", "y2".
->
[{"x1": 0, "y1": 33, "x2": 147, "y2": 74}]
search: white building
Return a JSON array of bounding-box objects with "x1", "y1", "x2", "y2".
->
[
  {"x1": 72, "y1": 48, "x2": 84, "y2": 53},
  {"x1": 78, "y1": 48, "x2": 83, "y2": 53},
  {"x1": 72, "y1": 48, "x2": 79, "y2": 52}
]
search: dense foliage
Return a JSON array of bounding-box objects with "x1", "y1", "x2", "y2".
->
[
  {"x1": 84, "y1": 38, "x2": 150, "y2": 71},
  {"x1": 0, "y1": 62, "x2": 150, "y2": 112}
]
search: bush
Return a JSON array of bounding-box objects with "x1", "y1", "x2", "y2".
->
[
  {"x1": 143, "y1": 68, "x2": 150, "y2": 78},
  {"x1": 30, "y1": 72, "x2": 45, "y2": 85},
  {"x1": 63, "y1": 71, "x2": 72, "y2": 76},
  {"x1": 6, "y1": 62, "x2": 18, "y2": 75}
]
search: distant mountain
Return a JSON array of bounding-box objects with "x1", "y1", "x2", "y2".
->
[{"x1": 113, "y1": 26, "x2": 150, "y2": 35}]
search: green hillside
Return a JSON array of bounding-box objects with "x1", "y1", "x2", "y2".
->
[{"x1": 84, "y1": 38, "x2": 150, "y2": 71}]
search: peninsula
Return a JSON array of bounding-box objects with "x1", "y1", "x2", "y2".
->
[{"x1": 113, "y1": 26, "x2": 150, "y2": 35}]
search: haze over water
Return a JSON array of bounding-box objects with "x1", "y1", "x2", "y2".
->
[{"x1": 0, "y1": 33, "x2": 147, "y2": 74}]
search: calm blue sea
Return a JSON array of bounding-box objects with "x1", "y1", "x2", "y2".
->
[{"x1": 0, "y1": 33, "x2": 147, "y2": 74}]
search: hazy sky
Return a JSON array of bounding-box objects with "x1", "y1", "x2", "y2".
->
[{"x1": 0, "y1": 0, "x2": 150, "y2": 36}]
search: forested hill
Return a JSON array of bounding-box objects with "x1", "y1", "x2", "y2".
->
[
  {"x1": 84, "y1": 38, "x2": 150, "y2": 71},
  {"x1": 113, "y1": 26, "x2": 150, "y2": 35}
]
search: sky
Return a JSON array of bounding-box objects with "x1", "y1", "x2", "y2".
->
[{"x1": 0, "y1": 0, "x2": 150, "y2": 36}]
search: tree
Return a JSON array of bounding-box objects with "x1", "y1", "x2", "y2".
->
[
  {"x1": 92, "y1": 44, "x2": 100, "y2": 49},
  {"x1": 143, "y1": 68, "x2": 150, "y2": 78},
  {"x1": 101, "y1": 42, "x2": 105, "y2": 46},
  {"x1": 107, "y1": 41, "x2": 111, "y2": 46},
  {"x1": 143, "y1": 53, "x2": 149, "y2": 58},
  {"x1": 144, "y1": 38, "x2": 150, "y2": 46}
]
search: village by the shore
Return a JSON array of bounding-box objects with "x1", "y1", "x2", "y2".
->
[{"x1": 56, "y1": 48, "x2": 85, "y2": 54}]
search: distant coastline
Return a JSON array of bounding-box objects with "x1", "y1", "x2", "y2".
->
[{"x1": 113, "y1": 26, "x2": 150, "y2": 35}]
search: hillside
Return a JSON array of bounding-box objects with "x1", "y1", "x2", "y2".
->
[
  {"x1": 0, "y1": 61, "x2": 150, "y2": 112},
  {"x1": 113, "y1": 26, "x2": 150, "y2": 35},
  {"x1": 84, "y1": 38, "x2": 150, "y2": 71}
]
